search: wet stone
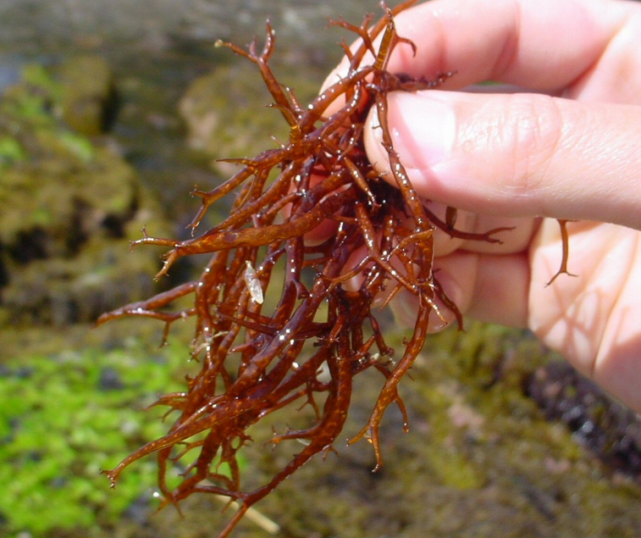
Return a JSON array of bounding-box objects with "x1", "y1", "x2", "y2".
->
[{"x1": 527, "y1": 360, "x2": 641, "y2": 481}]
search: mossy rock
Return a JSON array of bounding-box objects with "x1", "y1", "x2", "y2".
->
[
  {"x1": 56, "y1": 55, "x2": 116, "y2": 136},
  {"x1": 0, "y1": 60, "x2": 170, "y2": 326},
  {"x1": 179, "y1": 60, "x2": 319, "y2": 172}
]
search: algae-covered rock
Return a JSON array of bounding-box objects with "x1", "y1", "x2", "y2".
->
[
  {"x1": 179, "y1": 61, "x2": 319, "y2": 172},
  {"x1": 0, "y1": 145, "x2": 136, "y2": 256},
  {"x1": 527, "y1": 360, "x2": 641, "y2": 480},
  {"x1": 179, "y1": 62, "x2": 286, "y2": 166},
  {"x1": 0, "y1": 60, "x2": 169, "y2": 326},
  {"x1": 56, "y1": 55, "x2": 116, "y2": 136}
]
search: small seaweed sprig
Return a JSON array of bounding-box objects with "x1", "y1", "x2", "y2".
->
[{"x1": 97, "y1": 2, "x2": 557, "y2": 536}]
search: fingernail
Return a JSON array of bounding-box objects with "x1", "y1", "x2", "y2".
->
[{"x1": 386, "y1": 92, "x2": 456, "y2": 170}]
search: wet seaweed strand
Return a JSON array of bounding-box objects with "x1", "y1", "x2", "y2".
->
[{"x1": 97, "y1": 2, "x2": 572, "y2": 536}]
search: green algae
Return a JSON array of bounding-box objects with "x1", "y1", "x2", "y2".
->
[
  {"x1": 0, "y1": 339, "x2": 189, "y2": 537},
  {"x1": 0, "y1": 135, "x2": 25, "y2": 167}
]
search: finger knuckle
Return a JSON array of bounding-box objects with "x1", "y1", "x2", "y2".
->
[{"x1": 502, "y1": 93, "x2": 565, "y2": 196}]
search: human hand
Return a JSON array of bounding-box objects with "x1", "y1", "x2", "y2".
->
[{"x1": 324, "y1": 0, "x2": 641, "y2": 411}]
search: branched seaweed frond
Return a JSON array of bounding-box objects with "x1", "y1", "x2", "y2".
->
[{"x1": 97, "y1": 3, "x2": 554, "y2": 537}]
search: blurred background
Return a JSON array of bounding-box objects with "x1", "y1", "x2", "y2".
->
[{"x1": 2, "y1": 1, "x2": 641, "y2": 537}]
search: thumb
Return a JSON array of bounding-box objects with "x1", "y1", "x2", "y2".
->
[{"x1": 365, "y1": 90, "x2": 641, "y2": 230}]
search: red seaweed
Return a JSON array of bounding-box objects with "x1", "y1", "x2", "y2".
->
[{"x1": 97, "y1": 2, "x2": 568, "y2": 536}]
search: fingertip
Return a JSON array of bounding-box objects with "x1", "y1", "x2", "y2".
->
[{"x1": 364, "y1": 91, "x2": 458, "y2": 202}]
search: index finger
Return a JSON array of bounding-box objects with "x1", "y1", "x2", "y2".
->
[{"x1": 326, "y1": 0, "x2": 630, "y2": 93}]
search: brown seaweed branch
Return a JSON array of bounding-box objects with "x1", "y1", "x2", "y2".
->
[{"x1": 97, "y1": 2, "x2": 570, "y2": 536}]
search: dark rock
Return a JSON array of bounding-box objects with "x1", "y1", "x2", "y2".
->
[{"x1": 526, "y1": 360, "x2": 641, "y2": 479}]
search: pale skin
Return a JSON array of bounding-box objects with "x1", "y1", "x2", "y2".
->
[{"x1": 323, "y1": 0, "x2": 641, "y2": 411}]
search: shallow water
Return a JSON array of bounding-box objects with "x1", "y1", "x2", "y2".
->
[{"x1": 0, "y1": 0, "x2": 375, "y2": 54}]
